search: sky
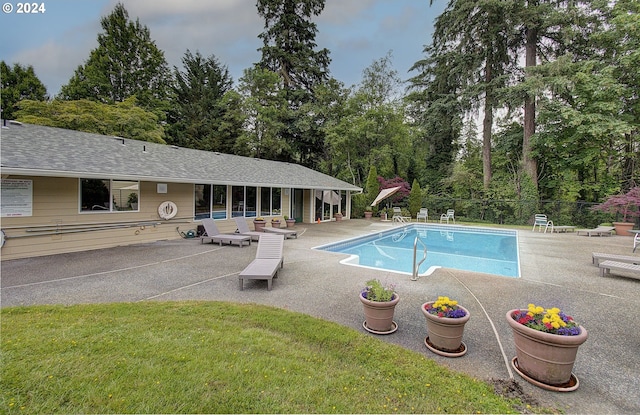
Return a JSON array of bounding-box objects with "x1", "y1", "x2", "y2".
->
[{"x1": 0, "y1": 0, "x2": 447, "y2": 97}]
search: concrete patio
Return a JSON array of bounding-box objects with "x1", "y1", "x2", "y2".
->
[{"x1": 2, "y1": 219, "x2": 639, "y2": 414}]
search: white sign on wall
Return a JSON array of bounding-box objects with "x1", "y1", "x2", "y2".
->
[{"x1": 1, "y1": 179, "x2": 33, "y2": 217}]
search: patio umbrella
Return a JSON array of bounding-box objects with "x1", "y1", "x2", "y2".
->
[
  {"x1": 315, "y1": 190, "x2": 341, "y2": 205},
  {"x1": 370, "y1": 186, "x2": 401, "y2": 207}
]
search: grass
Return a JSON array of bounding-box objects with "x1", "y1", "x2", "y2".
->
[{"x1": 1, "y1": 301, "x2": 546, "y2": 414}]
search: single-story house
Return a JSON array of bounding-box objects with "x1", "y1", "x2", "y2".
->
[{"x1": 0, "y1": 122, "x2": 361, "y2": 260}]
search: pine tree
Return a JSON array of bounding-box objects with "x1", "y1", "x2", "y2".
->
[
  {"x1": 166, "y1": 50, "x2": 234, "y2": 151},
  {"x1": 255, "y1": 0, "x2": 331, "y2": 167}
]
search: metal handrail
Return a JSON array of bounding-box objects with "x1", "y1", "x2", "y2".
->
[{"x1": 412, "y1": 236, "x2": 428, "y2": 281}]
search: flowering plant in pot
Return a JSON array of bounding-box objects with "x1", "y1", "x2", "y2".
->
[
  {"x1": 421, "y1": 296, "x2": 470, "y2": 357},
  {"x1": 284, "y1": 215, "x2": 296, "y2": 228},
  {"x1": 359, "y1": 279, "x2": 399, "y2": 334},
  {"x1": 591, "y1": 186, "x2": 640, "y2": 236},
  {"x1": 253, "y1": 217, "x2": 266, "y2": 232},
  {"x1": 506, "y1": 303, "x2": 588, "y2": 391}
]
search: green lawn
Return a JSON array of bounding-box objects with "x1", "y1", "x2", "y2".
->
[{"x1": 1, "y1": 301, "x2": 548, "y2": 414}]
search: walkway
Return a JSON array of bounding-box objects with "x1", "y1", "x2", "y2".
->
[{"x1": 2, "y1": 220, "x2": 639, "y2": 414}]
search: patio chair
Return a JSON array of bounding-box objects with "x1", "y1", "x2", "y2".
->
[
  {"x1": 439, "y1": 209, "x2": 455, "y2": 224},
  {"x1": 392, "y1": 207, "x2": 410, "y2": 223},
  {"x1": 633, "y1": 230, "x2": 639, "y2": 253},
  {"x1": 201, "y1": 218, "x2": 251, "y2": 247},
  {"x1": 532, "y1": 214, "x2": 552, "y2": 232},
  {"x1": 234, "y1": 217, "x2": 263, "y2": 242},
  {"x1": 416, "y1": 208, "x2": 429, "y2": 222},
  {"x1": 576, "y1": 226, "x2": 615, "y2": 237},
  {"x1": 239, "y1": 233, "x2": 285, "y2": 290}
]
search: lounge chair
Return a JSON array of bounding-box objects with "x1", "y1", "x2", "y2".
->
[
  {"x1": 392, "y1": 207, "x2": 410, "y2": 223},
  {"x1": 632, "y1": 230, "x2": 639, "y2": 253},
  {"x1": 201, "y1": 218, "x2": 251, "y2": 247},
  {"x1": 576, "y1": 226, "x2": 615, "y2": 237},
  {"x1": 263, "y1": 223, "x2": 298, "y2": 239},
  {"x1": 439, "y1": 209, "x2": 455, "y2": 224},
  {"x1": 416, "y1": 208, "x2": 429, "y2": 222},
  {"x1": 234, "y1": 217, "x2": 263, "y2": 241},
  {"x1": 550, "y1": 225, "x2": 576, "y2": 233},
  {"x1": 239, "y1": 233, "x2": 284, "y2": 290},
  {"x1": 598, "y1": 260, "x2": 640, "y2": 280},
  {"x1": 592, "y1": 252, "x2": 640, "y2": 266}
]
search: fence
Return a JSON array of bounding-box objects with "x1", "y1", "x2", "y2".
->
[{"x1": 404, "y1": 198, "x2": 638, "y2": 228}]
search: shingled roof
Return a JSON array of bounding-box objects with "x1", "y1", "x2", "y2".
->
[{"x1": 1, "y1": 123, "x2": 361, "y2": 191}]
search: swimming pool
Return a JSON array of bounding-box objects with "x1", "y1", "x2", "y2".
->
[{"x1": 314, "y1": 224, "x2": 520, "y2": 278}]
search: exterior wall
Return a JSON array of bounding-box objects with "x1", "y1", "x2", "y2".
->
[
  {"x1": 1, "y1": 177, "x2": 351, "y2": 260},
  {"x1": 1, "y1": 176, "x2": 194, "y2": 261}
]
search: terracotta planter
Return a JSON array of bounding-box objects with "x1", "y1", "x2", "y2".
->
[
  {"x1": 360, "y1": 292, "x2": 399, "y2": 334},
  {"x1": 334, "y1": 213, "x2": 343, "y2": 222},
  {"x1": 422, "y1": 302, "x2": 470, "y2": 356},
  {"x1": 253, "y1": 220, "x2": 266, "y2": 232},
  {"x1": 364, "y1": 211, "x2": 373, "y2": 219},
  {"x1": 506, "y1": 309, "x2": 588, "y2": 388},
  {"x1": 271, "y1": 220, "x2": 281, "y2": 229},
  {"x1": 613, "y1": 222, "x2": 635, "y2": 236},
  {"x1": 285, "y1": 219, "x2": 296, "y2": 228}
]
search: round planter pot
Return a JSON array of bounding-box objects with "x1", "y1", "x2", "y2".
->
[
  {"x1": 421, "y1": 302, "x2": 470, "y2": 356},
  {"x1": 334, "y1": 213, "x2": 343, "y2": 222},
  {"x1": 271, "y1": 220, "x2": 281, "y2": 229},
  {"x1": 613, "y1": 222, "x2": 635, "y2": 236},
  {"x1": 364, "y1": 211, "x2": 373, "y2": 219},
  {"x1": 253, "y1": 221, "x2": 266, "y2": 232},
  {"x1": 360, "y1": 292, "x2": 399, "y2": 334},
  {"x1": 285, "y1": 219, "x2": 296, "y2": 228},
  {"x1": 506, "y1": 309, "x2": 588, "y2": 389}
]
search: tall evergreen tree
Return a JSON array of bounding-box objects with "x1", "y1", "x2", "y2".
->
[
  {"x1": 407, "y1": 49, "x2": 464, "y2": 194},
  {"x1": 430, "y1": 0, "x2": 517, "y2": 190},
  {"x1": 255, "y1": 0, "x2": 331, "y2": 167},
  {"x1": 1, "y1": 61, "x2": 48, "y2": 120},
  {"x1": 166, "y1": 50, "x2": 234, "y2": 151},
  {"x1": 513, "y1": 0, "x2": 596, "y2": 190},
  {"x1": 58, "y1": 2, "x2": 171, "y2": 113}
]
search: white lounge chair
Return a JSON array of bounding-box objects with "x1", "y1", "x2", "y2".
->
[
  {"x1": 592, "y1": 252, "x2": 640, "y2": 266},
  {"x1": 599, "y1": 260, "x2": 640, "y2": 280},
  {"x1": 632, "y1": 230, "x2": 639, "y2": 253},
  {"x1": 416, "y1": 208, "x2": 428, "y2": 222},
  {"x1": 576, "y1": 226, "x2": 615, "y2": 237},
  {"x1": 234, "y1": 217, "x2": 263, "y2": 241},
  {"x1": 263, "y1": 223, "x2": 298, "y2": 239},
  {"x1": 440, "y1": 209, "x2": 455, "y2": 224},
  {"x1": 239, "y1": 233, "x2": 284, "y2": 290},
  {"x1": 201, "y1": 218, "x2": 251, "y2": 247}
]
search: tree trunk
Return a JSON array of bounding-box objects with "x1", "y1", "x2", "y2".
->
[
  {"x1": 483, "y1": 67, "x2": 493, "y2": 190},
  {"x1": 523, "y1": 23, "x2": 538, "y2": 188}
]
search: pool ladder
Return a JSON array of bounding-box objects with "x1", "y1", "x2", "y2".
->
[{"x1": 412, "y1": 236, "x2": 427, "y2": 281}]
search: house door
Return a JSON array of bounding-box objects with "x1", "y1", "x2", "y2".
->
[{"x1": 291, "y1": 189, "x2": 303, "y2": 223}]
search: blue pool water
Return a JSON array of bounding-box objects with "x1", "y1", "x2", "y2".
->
[{"x1": 314, "y1": 224, "x2": 520, "y2": 278}]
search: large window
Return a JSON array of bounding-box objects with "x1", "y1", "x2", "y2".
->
[
  {"x1": 80, "y1": 179, "x2": 139, "y2": 212},
  {"x1": 195, "y1": 184, "x2": 227, "y2": 220},
  {"x1": 260, "y1": 187, "x2": 281, "y2": 216},
  {"x1": 232, "y1": 186, "x2": 257, "y2": 218}
]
